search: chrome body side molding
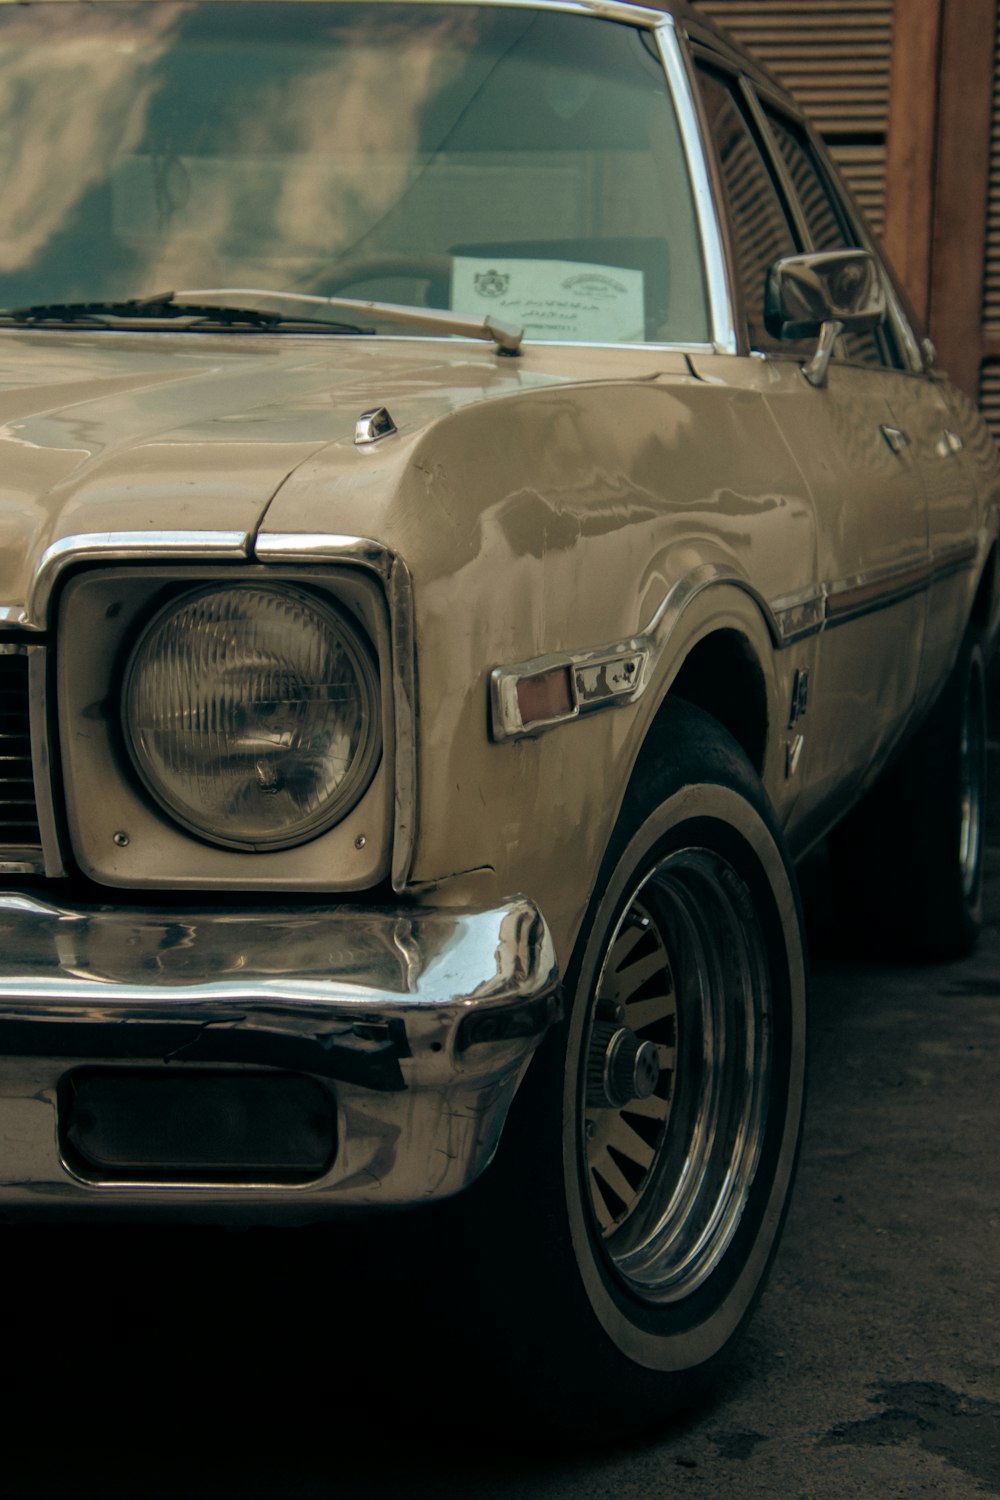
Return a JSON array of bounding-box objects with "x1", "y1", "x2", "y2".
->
[
  {"x1": 825, "y1": 541, "x2": 978, "y2": 629},
  {"x1": 491, "y1": 542, "x2": 981, "y2": 741},
  {"x1": 769, "y1": 587, "x2": 826, "y2": 644}
]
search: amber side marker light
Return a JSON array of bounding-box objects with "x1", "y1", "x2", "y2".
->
[{"x1": 516, "y1": 665, "x2": 575, "y2": 728}]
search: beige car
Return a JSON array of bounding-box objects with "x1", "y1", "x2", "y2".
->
[{"x1": 0, "y1": 0, "x2": 996, "y2": 1432}]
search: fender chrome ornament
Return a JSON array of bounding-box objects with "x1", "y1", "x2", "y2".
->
[{"x1": 355, "y1": 407, "x2": 398, "y2": 446}]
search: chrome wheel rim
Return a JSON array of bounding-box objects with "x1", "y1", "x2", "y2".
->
[
  {"x1": 581, "y1": 847, "x2": 773, "y2": 1305},
  {"x1": 959, "y1": 663, "x2": 985, "y2": 901}
]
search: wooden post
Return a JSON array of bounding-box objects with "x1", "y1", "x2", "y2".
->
[
  {"x1": 928, "y1": 0, "x2": 995, "y2": 398},
  {"x1": 882, "y1": 0, "x2": 944, "y2": 325}
]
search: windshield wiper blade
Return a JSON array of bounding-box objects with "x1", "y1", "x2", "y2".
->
[
  {"x1": 6, "y1": 296, "x2": 282, "y2": 327},
  {"x1": 174, "y1": 286, "x2": 524, "y2": 354},
  {"x1": 3, "y1": 294, "x2": 369, "y2": 334},
  {"x1": 3, "y1": 288, "x2": 524, "y2": 350}
]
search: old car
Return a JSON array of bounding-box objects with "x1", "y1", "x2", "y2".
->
[{"x1": 0, "y1": 0, "x2": 996, "y2": 1432}]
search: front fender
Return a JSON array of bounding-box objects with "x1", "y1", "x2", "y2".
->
[{"x1": 413, "y1": 572, "x2": 786, "y2": 971}]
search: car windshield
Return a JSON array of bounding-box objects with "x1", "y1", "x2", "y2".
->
[{"x1": 0, "y1": 1, "x2": 709, "y2": 345}]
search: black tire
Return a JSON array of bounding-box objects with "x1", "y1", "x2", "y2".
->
[
  {"x1": 425, "y1": 699, "x2": 807, "y2": 1439},
  {"x1": 828, "y1": 633, "x2": 987, "y2": 962}
]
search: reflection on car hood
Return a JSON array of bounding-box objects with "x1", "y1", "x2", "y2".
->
[{"x1": 0, "y1": 328, "x2": 554, "y2": 626}]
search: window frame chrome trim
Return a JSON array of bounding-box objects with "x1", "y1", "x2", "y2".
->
[
  {"x1": 0, "y1": 0, "x2": 667, "y2": 24},
  {"x1": 738, "y1": 77, "x2": 812, "y2": 255},
  {"x1": 656, "y1": 19, "x2": 737, "y2": 356},
  {"x1": 743, "y1": 83, "x2": 914, "y2": 379},
  {"x1": 765, "y1": 95, "x2": 925, "y2": 377},
  {"x1": 395, "y1": 0, "x2": 668, "y2": 23}
]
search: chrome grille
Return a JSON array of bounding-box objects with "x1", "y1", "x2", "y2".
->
[{"x1": 0, "y1": 651, "x2": 41, "y2": 854}]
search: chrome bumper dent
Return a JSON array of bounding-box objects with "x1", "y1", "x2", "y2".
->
[{"x1": 0, "y1": 892, "x2": 559, "y2": 1213}]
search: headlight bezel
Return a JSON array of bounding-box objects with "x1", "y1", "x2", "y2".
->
[
  {"x1": 121, "y1": 581, "x2": 384, "y2": 853},
  {"x1": 56, "y1": 566, "x2": 395, "y2": 891}
]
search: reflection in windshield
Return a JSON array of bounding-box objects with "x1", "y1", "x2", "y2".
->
[
  {"x1": 0, "y1": 4, "x2": 709, "y2": 345},
  {"x1": 0, "y1": 7, "x2": 179, "y2": 277}
]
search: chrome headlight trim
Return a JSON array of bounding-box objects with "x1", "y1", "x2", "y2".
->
[{"x1": 122, "y1": 582, "x2": 382, "y2": 851}]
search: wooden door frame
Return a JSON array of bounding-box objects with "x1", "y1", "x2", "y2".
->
[{"x1": 883, "y1": 0, "x2": 995, "y2": 398}]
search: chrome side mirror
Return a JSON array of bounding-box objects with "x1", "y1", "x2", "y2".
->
[{"x1": 765, "y1": 250, "x2": 885, "y2": 387}]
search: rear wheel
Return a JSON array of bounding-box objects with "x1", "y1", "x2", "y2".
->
[
  {"x1": 429, "y1": 700, "x2": 807, "y2": 1436},
  {"x1": 829, "y1": 633, "x2": 987, "y2": 961}
]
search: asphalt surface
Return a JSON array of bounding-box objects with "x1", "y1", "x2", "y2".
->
[{"x1": 4, "y1": 773, "x2": 1000, "y2": 1495}]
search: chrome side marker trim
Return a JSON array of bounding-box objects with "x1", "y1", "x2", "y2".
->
[{"x1": 491, "y1": 563, "x2": 780, "y2": 742}]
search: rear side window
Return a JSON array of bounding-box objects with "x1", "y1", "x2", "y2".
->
[
  {"x1": 762, "y1": 106, "x2": 897, "y2": 369},
  {"x1": 695, "y1": 65, "x2": 804, "y2": 356}
]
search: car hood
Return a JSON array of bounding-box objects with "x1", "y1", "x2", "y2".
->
[
  {"x1": 0, "y1": 330, "x2": 527, "y2": 626},
  {"x1": 0, "y1": 328, "x2": 692, "y2": 628}
]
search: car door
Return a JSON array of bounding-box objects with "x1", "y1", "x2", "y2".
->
[
  {"x1": 687, "y1": 55, "x2": 930, "y2": 851},
  {"x1": 758, "y1": 97, "x2": 979, "y2": 721}
]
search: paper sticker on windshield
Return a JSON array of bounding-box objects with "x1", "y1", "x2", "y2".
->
[{"x1": 452, "y1": 258, "x2": 644, "y2": 343}]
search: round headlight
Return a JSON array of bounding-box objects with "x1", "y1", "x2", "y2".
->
[{"x1": 123, "y1": 584, "x2": 382, "y2": 850}]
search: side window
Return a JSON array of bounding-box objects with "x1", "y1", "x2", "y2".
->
[
  {"x1": 762, "y1": 106, "x2": 897, "y2": 370},
  {"x1": 694, "y1": 64, "x2": 804, "y2": 356}
]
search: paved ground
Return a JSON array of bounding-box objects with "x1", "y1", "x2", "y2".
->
[{"x1": 5, "y1": 770, "x2": 1000, "y2": 1495}]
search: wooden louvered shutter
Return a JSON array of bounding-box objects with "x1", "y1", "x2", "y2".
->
[{"x1": 689, "y1": 0, "x2": 893, "y2": 233}]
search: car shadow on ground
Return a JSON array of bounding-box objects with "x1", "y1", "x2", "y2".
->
[{"x1": 4, "y1": 677, "x2": 1000, "y2": 1496}]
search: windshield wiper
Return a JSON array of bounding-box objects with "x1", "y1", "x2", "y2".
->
[
  {"x1": 173, "y1": 286, "x2": 524, "y2": 354},
  {"x1": 2, "y1": 294, "x2": 370, "y2": 335},
  {"x1": 3, "y1": 288, "x2": 525, "y2": 352}
]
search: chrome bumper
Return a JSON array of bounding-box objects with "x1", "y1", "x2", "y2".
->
[{"x1": 0, "y1": 891, "x2": 559, "y2": 1215}]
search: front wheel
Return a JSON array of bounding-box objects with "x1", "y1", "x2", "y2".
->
[{"x1": 430, "y1": 701, "x2": 807, "y2": 1436}]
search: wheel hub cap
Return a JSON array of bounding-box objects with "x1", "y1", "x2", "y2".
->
[
  {"x1": 580, "y1": 848, "x2": 773, "y2": 1305},
  {"x1": 586, "y1": 1023, "x2": 662, "y2": 1110}
]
